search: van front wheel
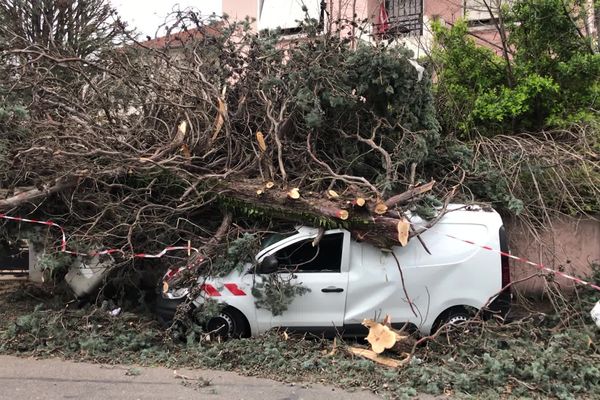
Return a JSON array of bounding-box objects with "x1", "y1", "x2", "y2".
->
[
  {"x1": 206, "y1": 307, "x2": 250, "y2": 340},
  {"x1": 432, "y1": 306, "x2": 473, "y2": 334}
]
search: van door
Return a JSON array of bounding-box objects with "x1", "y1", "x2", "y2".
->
[{"x1": 255, "y1": 231, "x2": 349, "y2": 334}]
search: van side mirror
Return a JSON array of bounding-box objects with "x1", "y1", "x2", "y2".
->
[{"x1": 257, "y1": 255, "x2": 279, "y2": 274}]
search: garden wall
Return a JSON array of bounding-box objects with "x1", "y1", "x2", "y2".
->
[{"x1": 506, "y1": 215, "x2": 600, "y2": 296}]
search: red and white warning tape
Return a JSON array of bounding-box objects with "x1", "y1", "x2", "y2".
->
[
  {"x1": 0, "y1": 213, "x2": 199, "y2": 259},
  {"x1": 444, "y1": 234, "x2": 600, "y2": 292},
  {"x1": 0, "y1": 213, "x2": 67, "y2": 251}
]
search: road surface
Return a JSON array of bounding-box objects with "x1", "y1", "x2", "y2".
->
[{"x1": 0, "y1": 355, "x2": 382, "y2": 400}]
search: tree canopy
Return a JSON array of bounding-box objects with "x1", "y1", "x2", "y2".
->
[{"x1": 432, "y1": 0, "x2": 600, "y2": 134}]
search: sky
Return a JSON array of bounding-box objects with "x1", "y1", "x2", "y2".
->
[{"x1": 111, "y1": 0, "x2": 222, "y2": 38}]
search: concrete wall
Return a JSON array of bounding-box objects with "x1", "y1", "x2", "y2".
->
[{"x1": 506, "y1": 215, "x2": 600, "y2": 296}]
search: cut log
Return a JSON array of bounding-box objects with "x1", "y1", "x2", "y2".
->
[
  {"x1": 265, "y1": 181, "x2": 275, "y2": 189},
  {"x1": 363, "y1": 318, "x2": 397, "y2": 353},
  {"x1": 353, "y1": 197, "x2": 366, "y2": 207},
  {"x1": 210, "y1": 179, "x2": 444, "y2": 248},
  {"x1": 363, "y1": 315, "x2": 416, "y2": 356}
]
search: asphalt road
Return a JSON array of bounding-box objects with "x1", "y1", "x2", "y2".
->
[{"x1": 0, "y1": 355, "x2": 382, "y2": 400}]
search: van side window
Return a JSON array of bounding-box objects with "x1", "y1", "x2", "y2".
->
[{"x1": 274, "y1": 233, "x2": 343, "y2": 272}]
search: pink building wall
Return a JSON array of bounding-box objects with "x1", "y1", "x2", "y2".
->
[{"x1": 222, "y1": 0, "x2": 258, "y2": 28}]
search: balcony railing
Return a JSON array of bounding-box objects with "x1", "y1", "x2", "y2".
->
[{"x1": 375, "y1": 0, "x2": 423, "y2": 38}]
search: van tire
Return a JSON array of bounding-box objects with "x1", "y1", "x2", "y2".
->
[
  {"x1": 206, "y1": 307, "x2": 250, "y2": 340},
  {"x1": 432, "y1": 306, "x2": 473, "y2": 334}
]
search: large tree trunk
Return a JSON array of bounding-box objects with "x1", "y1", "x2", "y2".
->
[
  {"x1": 214, "y1": 179, "x2": 435, "y2": 248},
  {"x1": 0, "y1": 174, "x2": 435, "y2": 248}
]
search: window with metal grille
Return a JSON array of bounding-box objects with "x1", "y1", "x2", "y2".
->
[{"x1": 376, "y1": 0, "x2": 423, "y2": 38}]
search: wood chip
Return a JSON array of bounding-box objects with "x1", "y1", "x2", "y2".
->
[
  {"x1": 287, "y1": 187, "x2": 300, "y2": 199},
  {"x1": 397, "y1": 218, "x2": 410, "y2": 246},
  {"x1": 326, "y1": 189, "x2": 339, "y2": 199},
  {"x1": 256, "y1": 131, "x2": 267, "y2": 152},
  {"x1": 211, "y1": 97, "x2": 226, "y2": 141},
  {"x1": 337, "y1": 209, "x2": 349, "y2": 220},
  {"x1": 374, "y1": 201, "x2": 388, "y2": 215},
  {"x1": 181, "y1": 143, "x2": 191, "y2": 160},
  {"x1": 348, "y1": 346, "x2": 401, "y2": 368},
  {"x1": 327, "y1": 337, "x2": 338, "y2": 356},
  {"x1": 178, "y1": 120, "x2": 187, "y2": 135}
]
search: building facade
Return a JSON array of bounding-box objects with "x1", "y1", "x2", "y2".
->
[
  {"x1": 220, "y1": 0, "x2": 507, "y2": 57},
  {"x1": 219, "y1": 1, "x2": 598, "y2": 57}
]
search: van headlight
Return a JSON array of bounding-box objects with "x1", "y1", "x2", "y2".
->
[{"x1": 161, "y1": 281, "x2": 189, "y2": 299}]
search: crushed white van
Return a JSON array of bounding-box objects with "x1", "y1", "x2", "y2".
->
[{"x1": 156, "y1": 205, "x2": 511, "y2": 338}]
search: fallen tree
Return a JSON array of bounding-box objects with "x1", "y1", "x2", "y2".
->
[{"x1": 0, "y1": 12, "x2": 448, "y2": 262}]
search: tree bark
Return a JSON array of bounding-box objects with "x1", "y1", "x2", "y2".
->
[{"x1": 0, "y1": 178, "x2": 76, "y2": 211}]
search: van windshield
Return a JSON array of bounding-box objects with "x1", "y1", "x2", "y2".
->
[{"x1": 260, "y1": 231, "x2": 295, "y2": 251}]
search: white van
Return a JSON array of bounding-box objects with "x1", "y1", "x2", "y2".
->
[{"x1": 156, "y1": 205, "x2": 511, "y2": 338}]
